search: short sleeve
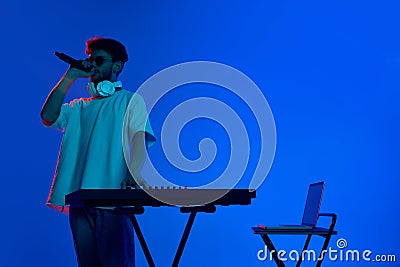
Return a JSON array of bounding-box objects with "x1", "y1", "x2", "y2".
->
[
  {"x1": 125, "y1": 93, "x2": 156, "y2": 147},
  {"x1": 46, "y1": 102, "x2": 74, "y2": 132}
]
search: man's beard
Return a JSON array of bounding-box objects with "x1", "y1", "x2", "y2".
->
[{"x1": 91, "y1": 71, "x2": 113, "y2": 85}]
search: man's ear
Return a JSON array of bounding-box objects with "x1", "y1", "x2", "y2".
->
[{"x1": 113, "y1": 61, "x2": 123, "y2": 73}]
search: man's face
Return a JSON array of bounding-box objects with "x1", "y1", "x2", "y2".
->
[{"x1": 88, "y1": 49, "x2": 114, "y2": 84}]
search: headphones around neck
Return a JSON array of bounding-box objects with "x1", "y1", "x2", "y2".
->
[{"x1": 87, "y1": 80, "x2": 122, "y2": 97}]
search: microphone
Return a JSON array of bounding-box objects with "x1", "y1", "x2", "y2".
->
[{"x1": 54, "y1": 52, "x2": 92, "y2": 72}]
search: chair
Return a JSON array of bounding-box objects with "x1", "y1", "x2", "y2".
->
[{"x1": 252, "y1": 181, "x2": 337, "y2": 267}]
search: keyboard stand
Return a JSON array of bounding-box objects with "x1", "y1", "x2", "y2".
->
[{"x1": 126, "y1": 205, "x2": 217, "y2": 267}]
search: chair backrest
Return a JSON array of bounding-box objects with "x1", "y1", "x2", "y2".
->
[{"x1": 301, "y1": 181, "x2": 325, "y2": 227}]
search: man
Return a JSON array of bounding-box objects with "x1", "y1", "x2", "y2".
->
[{"x1": 41, "y1": 37, "x2": 155, "y2": 267}]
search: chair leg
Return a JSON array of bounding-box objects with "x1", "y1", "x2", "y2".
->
[
  {"x1": 316, "y1": 213, "x2": 337, "y2": 267},
  {"x1": 260, "y1": 234, "x2": 286, "y2": 267},
  {"x1": 296, "y1": 234, "x2": 312, "y2": 267},
  {"x1": 316, "y1": 233, "x2": 333, "y2": 267}
]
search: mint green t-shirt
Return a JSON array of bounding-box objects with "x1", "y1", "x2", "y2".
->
[{"x1": 46, "y1": 90, "x2": 155, "y2": 214}]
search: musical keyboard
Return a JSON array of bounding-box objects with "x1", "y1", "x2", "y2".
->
[{"x1": 65, "y1": 188, "x2": 256, "y2": 207}]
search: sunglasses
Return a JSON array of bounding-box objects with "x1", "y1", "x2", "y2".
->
[{"x1": 87, "y1": 56, "x2": 112, "y2": 67}]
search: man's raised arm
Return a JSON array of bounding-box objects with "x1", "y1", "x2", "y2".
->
[{"x1": 41, "y1": 64, "x2": 93, "y2": 125}]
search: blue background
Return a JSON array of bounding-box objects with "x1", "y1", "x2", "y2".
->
[{"x1": 1, "y1": 0, "x2": 399, "y2": 266}]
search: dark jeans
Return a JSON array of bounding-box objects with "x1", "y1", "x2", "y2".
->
[{"x1": 69, "y1": 207, "x2": 135, "y2": 267}]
